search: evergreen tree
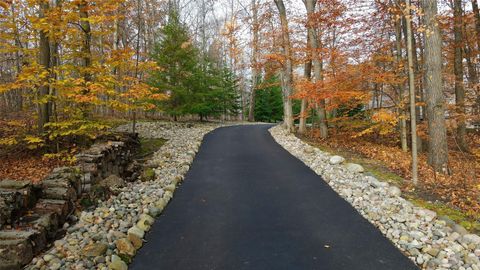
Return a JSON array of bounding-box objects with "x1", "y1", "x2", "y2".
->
[
  {"x1": 254, "y1": 76, "x2": 283, "y2": 123},
  {"x1": 150, "y1": 13, "x2": 239, "y2": 120},
  {"x1": 150, "y1": 12, "x2": 200, "y2": 119}
]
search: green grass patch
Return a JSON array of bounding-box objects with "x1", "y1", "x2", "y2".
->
[
  {"x1": 409, "y1": 198, "x2": 480, "y2": 233},
  {"x1": 137, "y1": 138, "x2": 167, "y2": 158},
  {"x1": 96, "y1": 118, "x2": 131, "y2": 129}
]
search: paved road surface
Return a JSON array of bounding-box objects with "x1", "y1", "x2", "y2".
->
[{"x1": 131, "y1": 125, "x2": 418, "y2": 270}]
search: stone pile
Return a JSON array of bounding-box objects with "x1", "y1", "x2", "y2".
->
[
  {"x1": 269, "y1": 125, "x2": 480, "y2": 270},
  {"x1": 24, "y1": 122, "x2": 222, "y2": 270},
  {"x1": 0, "y1": 133, "x2": 140, "y2": 270},
  {"x1": 0, "y1": 168, "x2": 80, "y2": 269},
  {"x1": 77, "y1": 133, "x2": 140, "y2": 193}
]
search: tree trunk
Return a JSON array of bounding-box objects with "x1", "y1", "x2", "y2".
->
[
  {"x1": 248, "y1": 0, "x2": 259, "y2": 122},
  {"x1": 402, "y1": 9, "x2": 424, "y2": 152},
  {"x1": 453, "y1": 0, "x2": 469, "y2": 152},
  {"x1": 299, "y1": 33, "x2": 313, "y2": 134},
  {"x1": 78, "y1": 0, "x2": 92, "y2": 119},
  {"x1": 79, "y1": 0, "x2": 92, "y2": 83},
  {"x1": 394, "y1": 13, "x2": 409, "y2": 152},
  {"x1": 12, "y1": 2, "x2": 23, "y2": 111},
  {"x1": 421, "y1": 0, "x2": 449, "y2": 173},
  {"x1": 274, "y1": 0, "x2": 294, "y2": 132},
  {"x1": 405, "y1": 0, "x2": 419, "y2": 185},
  {"x1": 304, "y1": 0, "x2": 328, "y2": 138},
  {"x1": 38, "y1": 1, "x2": 51, "y2": 133}
]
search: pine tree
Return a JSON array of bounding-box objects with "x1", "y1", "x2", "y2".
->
[
  {"x1": 150, "y1": 13, "x2": 239, "y2": 120},
  {"x1": 150, "y1": 12, "x2": 200, "y2": 119},
  {"x1": 254, "y1": 76, "x2": 283, "y2": 123}
]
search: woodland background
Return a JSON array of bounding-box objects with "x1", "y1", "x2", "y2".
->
[{"x1": 0, "y1": 0, "x2": 479, "y2": 230}]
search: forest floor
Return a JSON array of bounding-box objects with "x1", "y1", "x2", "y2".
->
[
  {"x1": 298, "y1": 127, "x2": 480, "y2": 233},
  {"x1": 0, "y1": 114, "x2": 130, "y2": 182}
]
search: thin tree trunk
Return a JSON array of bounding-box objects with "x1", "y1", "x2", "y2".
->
[
  {"x1": 405, "y1": 0, "x2": 419, "y2": 185},
  {"x1": 274, "y1": 0, "x2": 294, "y2": 132},
  {"x1": 79, "y1": 0, "x2": 92, "y2": 83},
  {"x1": 248, "y1": 0, "x2": 259, "y2": 122},
  {"x1": 38, "y1": 1, "x2": 51, "y2": 133},
  {"x1": 394, "y1": 16, "x2": 409, "y2": 152},
  {"x1": 453, "y1": 0, "x2": 469, "y2": 152},
  {"x1": 299, "y1": 34, "x2": 313, "y2": 134},
  {"x1": 421, "y1": 0, "x2": 449, "y2": 173},
  {"x1": 12, "y1": 2, "x2": 23, "y2": 111}
]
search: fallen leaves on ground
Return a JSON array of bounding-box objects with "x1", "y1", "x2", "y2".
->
[
  {"x1": 0, "y1": 153, "x2": 67, "y2": 183},
  {"x1": 302, "y1": 129, "x2": 480, "y2": 219}
]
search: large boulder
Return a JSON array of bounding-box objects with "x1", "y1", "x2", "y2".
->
[
  {"x1": 329, "y1": 156, "x2": 345, "y2": 165},
  {"x1": 0, "y1": 238, "x2": 33, "y2": 270},
  {"x1": 99, "y1": 174, "x2": 125, "y2": 189},
  {"x1": 345, "y1": 163, "x2": 365, "y2": 173}
]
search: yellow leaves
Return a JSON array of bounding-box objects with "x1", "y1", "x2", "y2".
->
[
  {"x1": 151, "y1": 93, "x2": 167, "y2": 100},
  {"x1": 355, "y1": 109, "x2": 398, "y2": 138},
  {"x1": 0, "y1": 137, "x2": 18, "y2": 146},
  {"x1": 45, "y1": 120, "x2": 110, "y2": 141},
  {"x1": 0, "y1": 1, "x2": 9, "y2": 9},
  {"x1": 44, "y1": 152, "x2": 77, "y2": 164},
  {"x1": 372, "y1": 109, "x2": 397, "y2": 125},
  {"x1": 473, "y1": 149, "x2": 480, "y2": 159},
  {"x1": 24, "y1": 135, "x2": 45, "y2": 149}
]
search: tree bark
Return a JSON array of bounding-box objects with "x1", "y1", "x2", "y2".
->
[
  {"x1": 304, "y1": 0, "x2": 328, "y2": 138},
  {"x1": 248, "y1": 0, "x2": 260, "y2": 122},
  {"x1": 79, "y1": 0, "x2": 92, "y2": 83},
  {"x1": 405, "y1": 0, "x2": 419, "y2": 185},
  {"x1": 453, "y1": 0, "x2": 469, "y2": 152},
  {"x1": 274, "y1": 0, "x2": 294, "y2": 132},
  {"x1": 394, "y1": 12, "x2": 409, "y2": 152},
  {"x1": 421, "y1": 0, "x2": 449, "y2": 173},
  {"x1": 299, "y1": 33, "x2": 313, "y2": 134},
  {"x1": 38, "y1": 1, "x2": 51, "y2": 133}
]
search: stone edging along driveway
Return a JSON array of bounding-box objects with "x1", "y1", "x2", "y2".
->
[
  {"x1": 26, "y1": 122, "x2": 262, "y2": 270},
  {"x1": 269, "y1": 125, "x2": 480, "y2": 270},
  {"x1": 25, "y1": 123, "x2": 479, "y2": 270},
  {"x1": 26, "y1": 122, "x2": 226, "y2": 270}
]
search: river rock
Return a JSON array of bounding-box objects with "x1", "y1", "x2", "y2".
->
[
  {"x1": 116, "y1": 238, "x2": 135, "y2": 257},
  {"x1": 345, "y1": 163, "x2": 364, "y2": 173},
  {"x1": 109, "y1": 255, "x2": 127, "y2": 270},
  {"x1": 81, "y1": 243, "x2": 108, "y2": 257},
  {"x1": 329, "y1": 156, "x2": 345, "y2": 165}
]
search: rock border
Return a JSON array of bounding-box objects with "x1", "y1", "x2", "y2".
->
[
  {"x1": 25, "y1": 121, "x2": 257, "y2": 270},
  {"x1": 269, "y1": 125, "x2": 480, "y2": 270}
]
